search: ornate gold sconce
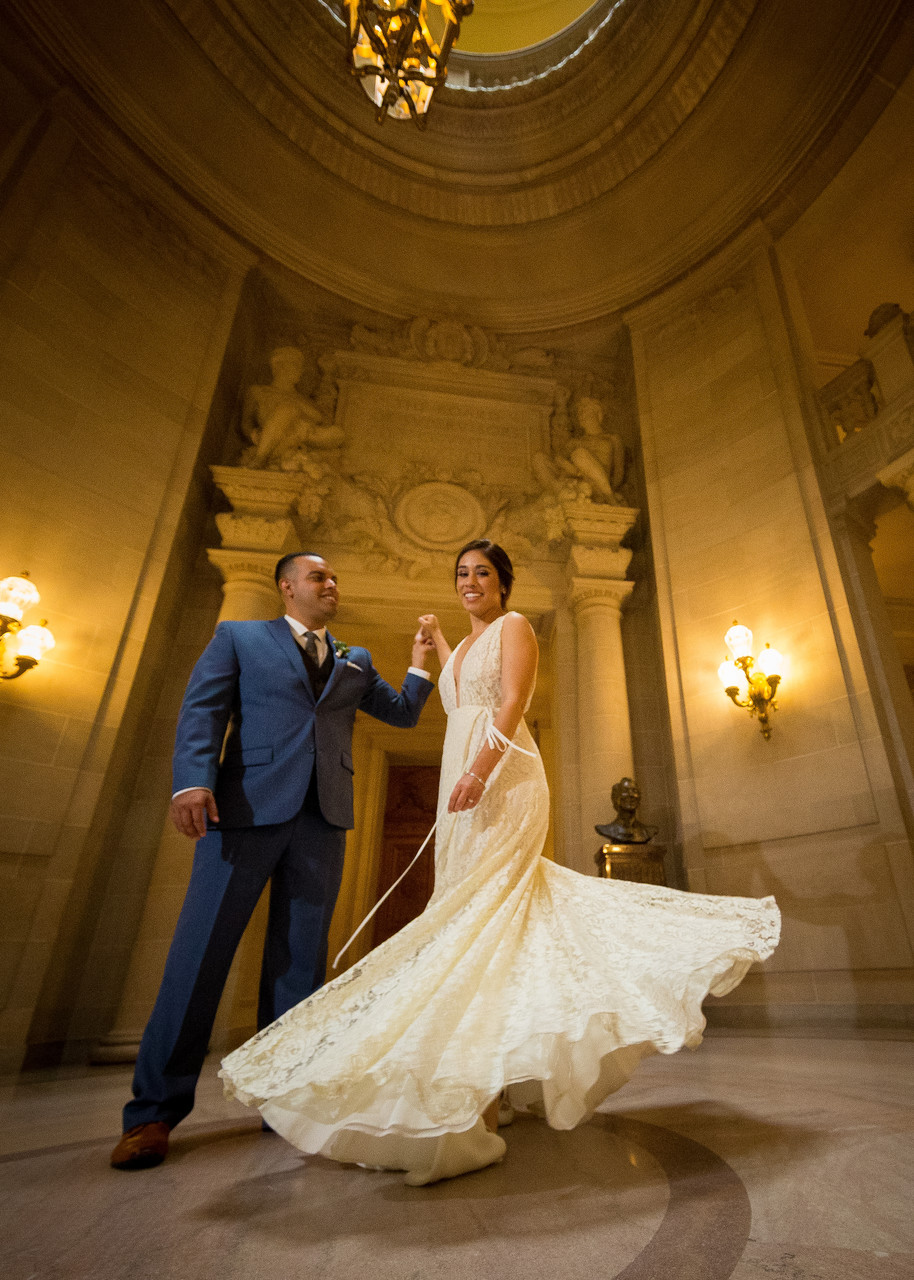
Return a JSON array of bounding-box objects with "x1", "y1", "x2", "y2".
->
[
  {"x1": 0, "y1": 572, "x2": 55, "y2": 680},
  {"x1": 717, "y1": 621, "x2": 784, "y2": 740},
  {"x1": 343, "y1": 0, "x2": 474, "y2": 127}
]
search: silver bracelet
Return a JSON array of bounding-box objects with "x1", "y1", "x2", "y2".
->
[{"x1": 464, "y1": 771, "x2": 486, "y2": 789}]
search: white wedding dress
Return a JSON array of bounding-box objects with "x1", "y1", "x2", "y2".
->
[{"x1": 221, "y1": 613, "x2": 780, "y2": 1184}]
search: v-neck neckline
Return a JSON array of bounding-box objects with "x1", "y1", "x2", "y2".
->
[{"x1": 451, "y1": 613, "x2": 506, "y2": 709}]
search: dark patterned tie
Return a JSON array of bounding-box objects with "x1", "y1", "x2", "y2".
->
[{"x1": 304, "y1": 631, "x2": 319, "y2": 663}]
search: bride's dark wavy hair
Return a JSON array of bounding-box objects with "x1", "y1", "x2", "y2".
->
[{"x1": 454, "y1": 539, "x2": 514, "y2": 603}]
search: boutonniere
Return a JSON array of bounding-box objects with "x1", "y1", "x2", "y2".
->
[{"x1": 332, "y1": 640, "x2": 351, "y2": 659}]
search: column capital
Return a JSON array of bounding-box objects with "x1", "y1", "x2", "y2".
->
[
  {"x1": 206, "y1": 548, "x2": 279, "y2": 621},
  {"x1": 567, "y1": 575, "x2": 635, "y2": 615},
  {"x1": 206, "y1": 548, "x2": 277, "y2": 586},
  {"x1": 830, "y1": 493, "x2": 880, "y2": 549},
  {"x1": 877, "y1": 444, "x2": 914, "y2": 510}
]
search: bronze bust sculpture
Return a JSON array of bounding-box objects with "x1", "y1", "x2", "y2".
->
[{"x1": 595, "y1": 777, "x2": 658, "y2": 844}]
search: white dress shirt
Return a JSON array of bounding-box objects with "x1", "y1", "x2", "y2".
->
[{"x1": 172, "y1": 616, "x2": 431, "y2": 798}]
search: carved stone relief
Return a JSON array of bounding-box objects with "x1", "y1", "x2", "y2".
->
[
  {"x1": 212, "y1": 315, "x2": 638, "y2": 575},
  {"x1": 393, "y1": 482, "x2": 487, "y2": 550}
]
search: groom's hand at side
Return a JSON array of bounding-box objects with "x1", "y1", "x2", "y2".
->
[{"x1": 170, "y1": 788, "x2": 220, "y2": 839}]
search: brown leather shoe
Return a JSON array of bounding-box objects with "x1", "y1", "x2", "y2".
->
[{"x1": 110, "y1": 1122, "x2": 171, "y2": 1170}]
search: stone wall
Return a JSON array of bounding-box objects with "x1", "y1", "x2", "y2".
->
[
  {"x1": 627, "y1": 227, "x2": 914, "y2": 1026},
  {"x1": 0, "y1": 83, "x2": 252, "y2": 1069}
]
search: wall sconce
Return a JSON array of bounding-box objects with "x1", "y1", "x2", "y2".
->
[
  {"x1": 0, "y1": 573, "x2": 55, "y2": 680},
  {"x1": 717, "y1": 621, "x2": 784, "y2": 739}
]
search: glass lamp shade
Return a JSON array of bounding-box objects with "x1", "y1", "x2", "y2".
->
[
  {"x1": 717, "y1": 659, "x2": 745, "y2": 691},
  {"x1": 14, "y1": 622, "x2": 55, "y2": 662},
  {"x1": 0, "y1": 575, "x2": 40, "y2": 623},
  {"x1": 724, "y1": 622, "x2": 754, "y2": 661},
  {"x1": 758, "y1": 645, "x2": 784, "y2": 678}
]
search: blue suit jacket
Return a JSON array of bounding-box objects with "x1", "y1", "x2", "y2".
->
[{"x1": 172, "y1": 618, "x2": 433, "y2": 830}]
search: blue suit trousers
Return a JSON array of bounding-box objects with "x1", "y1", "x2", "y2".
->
[{"x1": 123, "y1": 804, "x2": 346, "y2": 1131}]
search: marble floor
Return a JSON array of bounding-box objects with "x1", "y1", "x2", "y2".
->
[{"x1": 1, "y1": 1035, "x2": 911, "y2": 1280}]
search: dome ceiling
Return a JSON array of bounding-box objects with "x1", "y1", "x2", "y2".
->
[{"x1": 9, "y1": 0, "x2": 914, "y2": 328}]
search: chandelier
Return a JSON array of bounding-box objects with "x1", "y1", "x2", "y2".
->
[{"x1": 343, "y1": 0, "x2": 474, "y2": 127}]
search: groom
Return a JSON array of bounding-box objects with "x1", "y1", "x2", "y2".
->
[{"x1": 110, "y1": 552, "x2": 433, "y2": 1170}]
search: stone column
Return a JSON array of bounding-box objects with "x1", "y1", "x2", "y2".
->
[
  {"x1": 207, "y1": 465, "x2": 306, "y2": 621},
  {"x1": 563, "y1": 502, "x2": 639, "y2": 873},
  {"x1": 207, "y1": 550, "x2": 278, "y2": 622}
]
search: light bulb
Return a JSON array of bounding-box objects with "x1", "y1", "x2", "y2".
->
[
  {"x1": 717, "y1": 659, "x2": 745, "y2": 691},
  {"x1": 758, "y1": 645, "x2": 784, "y2": 678},
  {"x1": 0, "y1": 574, "x2": 40, "y2": 624},
  {"x1": 15, "y1": 622, "x2": 55, "y2": 662},
  {"x1": 724, "y1": 621, "x2": 753, "y2": 661}
]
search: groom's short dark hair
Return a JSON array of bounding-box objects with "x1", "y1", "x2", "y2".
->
[{"x1": 274, "y1": 552, "x2": 324, "y2": 586}]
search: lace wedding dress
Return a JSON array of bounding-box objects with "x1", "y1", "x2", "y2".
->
[{"x1": 221, "y1": 613, "x2": 780, "y2": 1184}]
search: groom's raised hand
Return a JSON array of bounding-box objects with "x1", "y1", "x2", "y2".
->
[
  {"x1": 412, "y1": 625, "x2": 435, "y2": 668},
  {"x1": 170, "y1": 787, "x2": 220, "y2": 839}
]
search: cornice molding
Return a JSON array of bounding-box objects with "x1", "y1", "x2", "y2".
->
[{"x1": 159, "y1": 0, "x2": 757, "y2": 227}]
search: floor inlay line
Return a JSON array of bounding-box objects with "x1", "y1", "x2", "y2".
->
[{"x1": 607, "y1": 1117, "x2": 751, "y2": 1280}]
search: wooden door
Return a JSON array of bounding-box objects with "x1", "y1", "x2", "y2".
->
[{"x1": 371, "y1": 765, "x2": 439, "y2": 948}]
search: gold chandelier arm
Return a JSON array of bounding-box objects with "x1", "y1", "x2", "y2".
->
[
  {"x1": 724, "y1": 687, "x2": 752, "y2": 710},
  {"x1": 0, "y1": 655, "x2": 37, "y2": 680}
]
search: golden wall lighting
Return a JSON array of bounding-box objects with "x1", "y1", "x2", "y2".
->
[
  {"x1": 0, "y1": 572, "x2": 55, "y2": 680},
  {"x1": 717, "y1": 620, "x2": 784, "y2": 740},
  {"x1": 344, "y1": 0, "x2": 474, "y2": 127}
]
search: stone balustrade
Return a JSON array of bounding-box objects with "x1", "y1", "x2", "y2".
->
[{"x1": 819, "y1": 307, "x2": 914, "y2": 503}]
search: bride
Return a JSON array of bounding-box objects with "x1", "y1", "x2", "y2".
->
[{"x1": 221, "y1": 539, "x2": 780, "y2": 1185}]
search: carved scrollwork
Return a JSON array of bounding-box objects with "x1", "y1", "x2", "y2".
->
[{"x1": 350, "y1": 316, "x2": 511, "y2": 370}]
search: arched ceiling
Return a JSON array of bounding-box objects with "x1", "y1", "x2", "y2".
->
[{"x1": 7, "y1": 0, "x2": 914, "y2": 329}]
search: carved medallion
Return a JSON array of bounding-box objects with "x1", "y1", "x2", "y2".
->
[{"x1": 393, "y1": 482, "x2": 486, "y2": 551}]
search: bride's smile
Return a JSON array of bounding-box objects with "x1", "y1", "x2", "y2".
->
[{"x1": 456, "y1": 551, "x2": 504, "y2": 626}]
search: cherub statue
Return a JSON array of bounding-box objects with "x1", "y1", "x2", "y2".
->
[
  {"x1": 240, "y1": 346, "x2": 344, "y2": 470},
  {"x1": 532, "y1": 394, "x2": 625, "y2": 505},
  {"x1": 595, "y1": 777, "x2": 658, "y2": 844},
  {"x1": 566, "y1": 395, "x2": 625, "y2": 503}
]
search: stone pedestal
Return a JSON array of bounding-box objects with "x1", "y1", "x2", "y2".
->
[{"x1": 595, "y1": 842, "x2": 667, "y2": 885}]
